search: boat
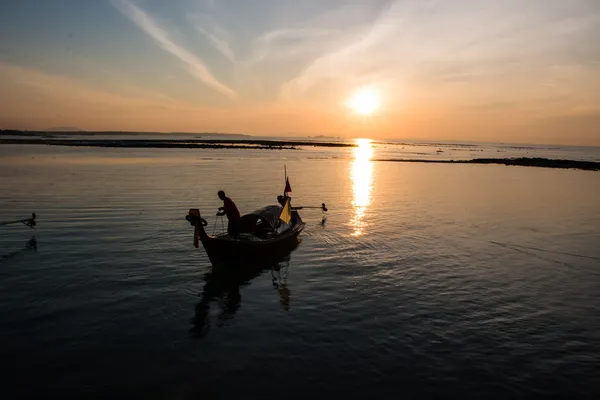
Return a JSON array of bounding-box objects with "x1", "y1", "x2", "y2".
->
[
  {"x1": 186, "y1": 200, "x2": 304, "y2": 265},
  {"x1": 185, "y1": 173, "x2": 323, "y2": 266}
]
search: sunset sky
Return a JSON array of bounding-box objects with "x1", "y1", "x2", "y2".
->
[{"x1": 0, "y1": 0, "x2": 598, "y2": 145}]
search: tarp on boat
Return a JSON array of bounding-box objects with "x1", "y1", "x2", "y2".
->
[{"x1": 240, "y1": 205, "x2": 283, "y2": 232}]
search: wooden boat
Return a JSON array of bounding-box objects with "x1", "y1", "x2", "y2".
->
[
  {"x1": 186, "y1": 197, "x2": 306, "y2": 266},
  {"x1": 186, "y1": 169, "x2": 327, "y2": 266}
]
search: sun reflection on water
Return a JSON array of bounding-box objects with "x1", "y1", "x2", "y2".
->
[{"x1": 351, "y1": 139, "x2": 373, "y2": 236}]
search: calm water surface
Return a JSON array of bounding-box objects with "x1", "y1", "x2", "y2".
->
[{"x1": 1, "y1": 143, "x2": 599, "y2": 398}]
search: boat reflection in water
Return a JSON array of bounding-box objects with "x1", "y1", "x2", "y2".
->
[
  {"x1": 190, "y1": 243, "x2": 297, "y2": 339},
  {"x1": 271, "y1": 261, "x2": 291, "y2": 312},
  {"x1": 350, "y1": 138, "x2": 373, "y2": 236}
]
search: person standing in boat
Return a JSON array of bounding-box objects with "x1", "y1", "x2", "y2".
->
[{"x1": 217, "y1": 190, "x2": 241, "y2": 237}]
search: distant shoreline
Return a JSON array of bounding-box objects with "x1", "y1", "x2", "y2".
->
[
  {"x1": 372, "y1": 158, "x2": 600, "y2": 171},
  {"x1": 0, "y1": 129, "x2": 252, "y2": 138},
  {"x1": 1, "y1": 137, "x2": 598, "y2": 171},
  {"x1": 0, "y1": 137, "x2": 355, "y2": 150}
]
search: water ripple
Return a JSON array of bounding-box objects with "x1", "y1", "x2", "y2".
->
[{"x1": 1, "y1": 147, "x2": 599, "y2": 397}]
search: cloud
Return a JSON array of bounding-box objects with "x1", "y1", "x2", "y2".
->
[
  {"x1": 1, "y1": 62, "x2": 155, "y2": 111},
  {"x1": 251, "y1": 28, "x2": 340, "y2": 62},
  {"x1": 186, "y1": 10, "x2": 236, "y2": 62},
  {"x1": 279, "y1": 1, "x2": 403, "y2": 97},
  {"x1": 279, "y1": 0, "x2": 600, "y2": 99},
  {"x1": 111, "y1": 0, "x2": 236, "y2": 99},
  {"x1": 195, "y1": 26, "x2": 235, "y2": 62},
  {"x1": 0, "y1": 61, "x2": 231, "y2": 131}
]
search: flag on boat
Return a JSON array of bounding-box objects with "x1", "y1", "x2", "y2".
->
[
  {"x1": 284, "y1": 177, "x2": 292, "y2": 194},
  {"x1": 279, "y1": 197, "x2": 292, "y2": 224}
]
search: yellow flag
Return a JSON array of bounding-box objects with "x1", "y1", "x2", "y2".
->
[{"x1": 279, "y1": 197, "x2": 292, "y2": 224}]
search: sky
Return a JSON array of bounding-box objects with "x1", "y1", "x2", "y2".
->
[{"x1": 0, "y1": 0, "x2": 598, "y2": 145}]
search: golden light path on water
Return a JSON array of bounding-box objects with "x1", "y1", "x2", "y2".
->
[{"x1": 350, "y1": 138, "x2": 373, "y2": 236}]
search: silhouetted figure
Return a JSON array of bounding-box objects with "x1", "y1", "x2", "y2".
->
[{"x1": 217, "y1": 190, "x2": 241, "y2": 236}]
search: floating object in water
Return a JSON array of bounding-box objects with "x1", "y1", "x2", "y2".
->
[{"x1": 0, "y1": 213, "x2": 36, "y2": 228}]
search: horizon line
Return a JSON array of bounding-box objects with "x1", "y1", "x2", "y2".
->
[{"x1": 1, "y1": 128, "x2": 598, "y2": 149}]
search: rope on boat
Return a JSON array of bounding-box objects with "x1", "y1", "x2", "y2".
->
[{"x1": 212, "y1": 215, "x2": 225, "y2": 235}]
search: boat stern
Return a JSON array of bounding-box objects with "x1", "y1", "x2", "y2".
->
[{"x1": 186, "y1": 209, "x2": 210, "y2": 248}]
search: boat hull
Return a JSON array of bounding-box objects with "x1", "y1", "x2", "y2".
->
[
  {"x1": 201, "y1": 223, "x2": 304, "y2": 266},
  {"x1": 186, "y1": 208, "x2": 305, "y2": 266}
]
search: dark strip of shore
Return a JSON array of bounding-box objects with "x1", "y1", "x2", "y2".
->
[
  {"x1": 0, "y1": 138, "x2": 355, "y2": 150},
  {"x1": 1, "y1": 137, "x2": 597, "y2": 171},
  {"x1": 373, "y1": 157, "x2": 600, "y2": 171}
]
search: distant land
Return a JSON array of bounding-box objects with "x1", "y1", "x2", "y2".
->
[
  {"x1": 308, "y1": 135, "x2": 342, "y2": 139},
  {"x1": 0, "y1": 129, "x2": 250, "y2": 137},
  {"x1": 373, "y1": 157, "x2": 599, "y2": 171},
  {"x1": 44, "y1": 126, "x2": 83, "y2": 132},
  {"x1": 1, "y1": 131, "x2": 598, "y2": 171},
  {"x1": 0, "y1": 136, "x2": 354, "y2": 150}
]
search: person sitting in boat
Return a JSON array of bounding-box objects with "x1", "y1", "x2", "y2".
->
[
  {"x1": 277, "y1": 195, "x2": 287, "y2": 207},
  {"x1": 217, "y1": 190, "x2": 241, "y2": 237}
]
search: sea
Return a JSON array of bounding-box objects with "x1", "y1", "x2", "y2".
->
[{"x1": 1, "y1": 138, "x2": 599, "y2": 398}]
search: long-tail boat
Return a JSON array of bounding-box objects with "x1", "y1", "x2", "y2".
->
[{"x1": 185, "y1": 173, "x2": 325, "y2": 266}]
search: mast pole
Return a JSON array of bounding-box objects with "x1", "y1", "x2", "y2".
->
[{"x1": 284, "y1": 164, "x2": 287, "y2": 198}]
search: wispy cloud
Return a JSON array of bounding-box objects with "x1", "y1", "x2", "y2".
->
[
  {"x1": 251, "y1": 28, "x2": 340, "y2": 62},
  {"x1": 279, "y1": 0, "x2": 600, "y2": 101},
  {"x1": 196, "y1": 26, "x2": 235, "y2": 62},
  {"x1": 278, "y1": 1, "x2": 403, "y2": 97},
  {"x1": 111, "y1": 0, "x2": 236, "y2": 99},
  {"x1": 186, "y1": 9, "x2": 236, "y2": 62},
  {"x1": 0, "y1": 61, "x2": 231, "y2": 131},
  {"x1": 0, "y1": 61, "x2": 202, "y2": 111}
]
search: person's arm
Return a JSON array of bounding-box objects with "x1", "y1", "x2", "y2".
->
[{"x1": 216, "y1": 205, "x2": 225, "y2": 216}]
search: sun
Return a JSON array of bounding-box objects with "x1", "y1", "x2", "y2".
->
[{"x1": 347, "y1": 88, "x2": 381, "y2": 116}]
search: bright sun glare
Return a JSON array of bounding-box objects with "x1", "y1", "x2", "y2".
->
[
  {"x1": 351, "y1": 138, "x2": 373, "y2": 236},
  {"x1": 347, "y1": 88, "x2": 381, "y2": 116}
]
